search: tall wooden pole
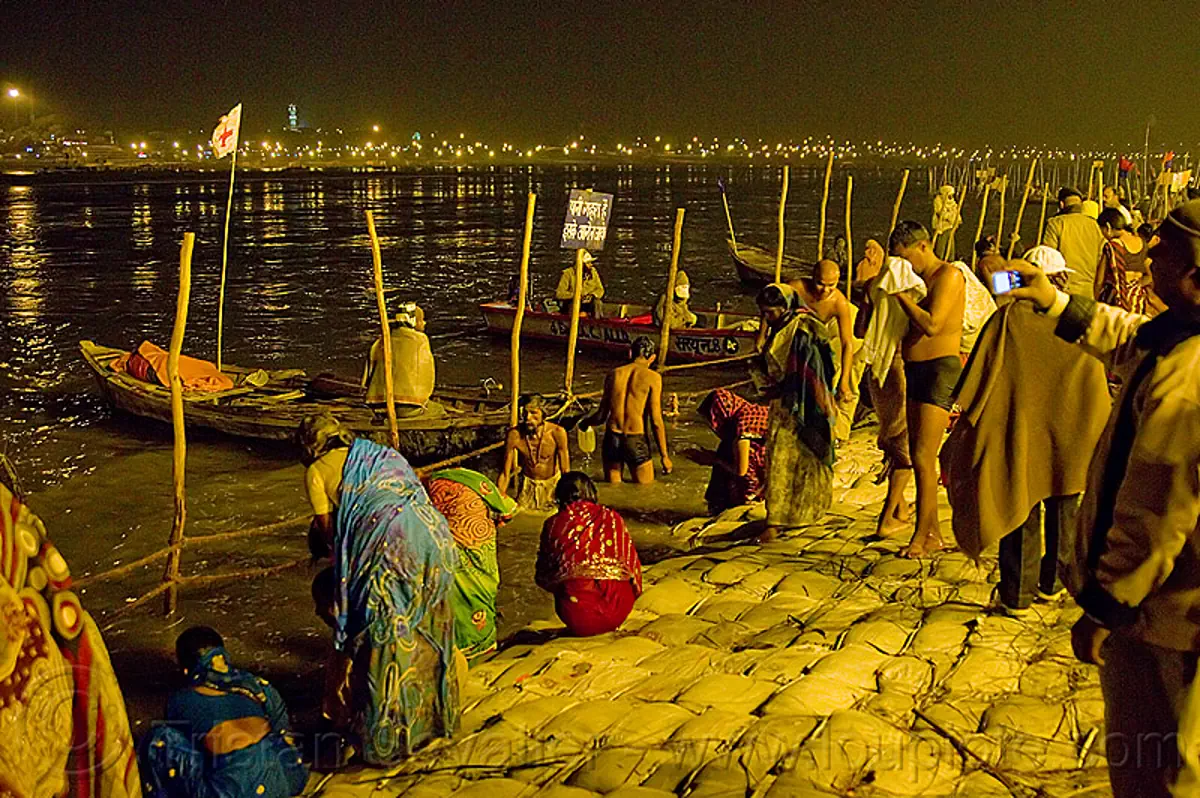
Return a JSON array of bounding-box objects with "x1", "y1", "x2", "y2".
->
[
  {"x1": 1086, "y1": 163, "x2": 1095, "y2": 201},
  {"x1": 1038, "y1": 187, "x2": 1050, "y2": 243},
  {"x1": 657, "y1": 208, "x2": 686, "y2": 371},
  {"x1": 1007, "y1": 159, "x2": 1038, "y2": 258},
  {"x1": 510, "y1": 193, "x2": 536, "y2": 430},
  {"x1": 721, "y1": 187, "x2": 738, "y2": 254},
  {"x1": 843, "y1": 174, "x2": 854, "y2": 295},
  {"x1": 163, "y1": 232, "x2": 195, "y2": 616},
  {"x1": 563, "y1": 248, "x2": 586, "y2": 395},
  {"x1": 774, "y1": 166, "x2": 789, "y2": 283},
  {"x1": 817, "y1": 151, "x2": 834, "y2": 259},
  {"x1": 889, "y1": 169, "x2": 910, "y2": 236},
  {"x1": 971, "y1": 187, "x2": 991, "y2": 269},
  {"x1": 215, "y1": 148, "x2": 237, "y2": 372},
  {"x1": 996, "y1": 177, "x2": 1007, "y2": 244},
  {"x1": 366, "y1": 211, "x2": 399, "y2": 450}
]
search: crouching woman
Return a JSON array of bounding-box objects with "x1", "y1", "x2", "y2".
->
[{"x1": 535, "y1": 472, "x2": 642, "y2": 636}]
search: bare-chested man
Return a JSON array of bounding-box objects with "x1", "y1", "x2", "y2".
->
[
  {"x1": 889, "y1": 221, "x2": 965, "y2": 558},
  {"x1": 588, "y1": 337, "x2": 673, "y2": 484},
  {"x1": 790, "y1": 259, "x2": 861, "y2": 440},
  {"x1": 498, "y1": 394, "x2": 570, "y2": 511}
]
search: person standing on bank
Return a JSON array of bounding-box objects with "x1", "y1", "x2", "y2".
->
[
  {"x1": 754, "y1": 283, "x2": 837, "y2": 542},
  {"x1": 1042, "y1": 187, "x2": 1107, "y2": 297},
  {"x1": 1005, "y1": 200, "x2": 1200, "y2": 798},
  {"x1": 889, "y1": 221, "x2": 965, "y2": 559}
]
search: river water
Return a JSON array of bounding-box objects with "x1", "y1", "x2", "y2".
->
[{"x1": 0, "y1": 162, "x2": 1015, "y2": 729}]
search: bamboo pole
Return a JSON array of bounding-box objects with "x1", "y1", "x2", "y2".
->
[
  {"x1": 844, "y1": 174, "x2": 854, "y2": 295},
  {"x1": 510, "y1": 193, "x2": 536, "y2": 430},
  {"x1": 1086, "y1": 163, "x2": 1095, "y2": 200},
  {"x1": 889, "y1": 169, "x2": 910, "y2": 235},
  {"x1": 563, "y1": 248, "x2": 586, "y2": 395},
  {"x1": 996, "y1": 178, "x2": 1006, "y2": 244},
  {"x1": 971, "y1": 186, "x2": 991, "y2": 269},
  {"x1": 1038, "y1": 187, "x2": 1050, "y2": 243},
  {"x1": 774, "y1": 166, "x2": 789, "y2": 283},
  {"x1": 817, "y1": 151, "x2": 834, "y2": 259},
  {"x1": 657, "y1": 208, "x2": 686, "y2": 371},
  {"x1": 660, "y1": 350, "x2": 759, "y2": 373},
  {"x1": 216, "y1": 148, "x2": 237, "y2": 371},
  {"x1": 1007, "y1": 159, "x2": 1038, "y2": 258},
  {"x1": 365, "y1": 211, "x2": 399, "y2": 450},
  {"x1": 721, "y1": 185, "x2": 738, "y2": 254},
  {"x1": 162, "y1": 232, "x2": 195, "y2": 616}
]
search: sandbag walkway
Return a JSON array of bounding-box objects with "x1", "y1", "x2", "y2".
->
[{"x1": 314, "y1": 429, "x2": 1112, "y2": 798}]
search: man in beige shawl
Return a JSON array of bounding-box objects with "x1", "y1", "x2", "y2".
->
[{"x1": 940, "y1": 297, "x2": 1110, "y2": 611}]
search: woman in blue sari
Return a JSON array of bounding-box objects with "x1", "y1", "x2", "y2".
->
[
  {"x1": 299, "y1": 413, "x2": 460, "y2": 765},
  {"x1": 139, "y1": 626, "x2": 308, "y2": 798}
]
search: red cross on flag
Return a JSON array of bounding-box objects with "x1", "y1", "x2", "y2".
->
[{"x1": 210, "y1": 103, "x2": 242, "y2": 158}]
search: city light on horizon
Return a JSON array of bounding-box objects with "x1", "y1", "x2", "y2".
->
[{"x1": 6, "y1": 88, "x2": 19, "y2": 99}]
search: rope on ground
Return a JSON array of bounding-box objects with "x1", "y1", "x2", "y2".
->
[{"x1": 660, "y1": 350, "x2": 759, "y2": 373}]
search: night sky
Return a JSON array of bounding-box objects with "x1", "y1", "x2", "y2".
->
[{"x1": 1, "y1": 0, "x2": 1191, "y2": 147}]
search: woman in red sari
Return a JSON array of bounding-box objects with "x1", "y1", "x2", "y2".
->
[
  {"x1": 1096, "y1": 207, "x2": 1150, "y2": 313},
  {"x1": 535, "y1": 472, "x2": 642, "y2": 636}
]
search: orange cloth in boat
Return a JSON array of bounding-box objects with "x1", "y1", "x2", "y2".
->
[{"x1": 114, "y1": 341, "x2": 235, "y2": 392}]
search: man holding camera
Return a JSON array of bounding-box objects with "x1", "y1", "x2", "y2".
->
[{"x1": 1007, "y1": 200, "x2": 1200, "y2": 798}]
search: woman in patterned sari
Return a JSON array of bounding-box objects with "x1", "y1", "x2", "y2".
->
[
  {"x1": 698, "y1": 388, "x2": 769, "y2": 514},
  {"x1": 424, "y1": 468, "x2": 517, "y2": 663},
  {"x1": 754, "y1": 283, "x2": 837, "y2": 542},
  {"x1": 298, "y1": 414, "x2": 460, "y2": 765}
]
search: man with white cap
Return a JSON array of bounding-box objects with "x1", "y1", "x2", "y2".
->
[
  {"x1": 1006, "y1": 199, "x2": 1200, "y2": 797},
  {"x1": 362, "y1": 302, "x2": 436, "y2": 415},
  {"x1": 555, "y1": 250, "x2": 605, "y2": 316}
]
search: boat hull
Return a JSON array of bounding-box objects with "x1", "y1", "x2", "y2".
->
[
  {"x1": 79, "y1": 341, "x2": 570, "y2": 464},
  {"x1": 728, "y1": 239, "x2": 807, "y2": 288},
  {"x1": 479, "y1": 303, "x2": 758, "y2": 362}
]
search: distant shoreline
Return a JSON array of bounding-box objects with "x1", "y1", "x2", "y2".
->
[{"x1": 0, "y1": 156, "x2": 923, "y2": 186}]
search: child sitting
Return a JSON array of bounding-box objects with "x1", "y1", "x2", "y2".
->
[{"x1": 139, "y1": 626, "x2": 308, "y2": 798}]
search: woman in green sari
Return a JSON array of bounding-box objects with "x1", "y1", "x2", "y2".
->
[{"x1": 424, "y1": 468, "x2": 517, "y2": 662}]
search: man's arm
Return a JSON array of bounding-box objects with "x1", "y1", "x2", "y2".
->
[
  {"x1": 588, "y1": 372, "x2": 614, "y2": 428},
  {"x1": 497, "y1": 429, "x2": 521, "y2": 496},
  {"x1": 1005, "y1": 261, "x2": 1147, "y2": 370},
  {"x1": 555, "y1": 269, "x2": 573, "y2": 301},
  {"x1": 834, "y1": 295, "x2": 856, "y2": 402},
  {"x1": 554, "y1": 425, "x2": 570, "y2": 474},
  {"x1": 1077, "y1": 394, "x2": 1200, "y2": 630},
  {"x1": 895, "y1": 269, "x2": 964, "y2": 337},
  {"x1": 647, "y1": 375, "x2": 672, "y2": 473},
  {"x1": 591, "y1": 271, "x2": 605, "y2": 300}
]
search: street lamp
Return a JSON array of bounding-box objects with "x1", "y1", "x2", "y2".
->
[{"x1": 5, "y1": 88, "x2": 19, "y2": 131}]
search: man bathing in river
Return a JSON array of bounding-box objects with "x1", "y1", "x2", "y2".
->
[
  {"x1": 790, "y1": 259, "x2": 860, "y2": 441},
  {"x1": 585, "y1": 337, "x2": 673, "y2": 484},
  {"x1": 889, "y1": 221, "x2": 965, "y2": 558},
  {"x1": 498, "y1": 394, "x2": 570, "y2": 511}
]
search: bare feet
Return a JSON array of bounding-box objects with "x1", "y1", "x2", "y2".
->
[
  {"x1": 902, "y1": 529, "x2": 953, "y2": 558},
  {"x1": 755, "y1": 526, "x2": 780, "y2": 545},
  {"x1": 876, "y1": 502, "x2": 915, "y2": 538}
]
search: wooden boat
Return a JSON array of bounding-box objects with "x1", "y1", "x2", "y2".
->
[
  {"x1": 479, "y1": 300, "x2": 760, "y2": 362},
  {"x1": 80, "y1": 340, "x2": 586, "y2": 464},
  {"x1": 728, "y1": 239, "x2": 808, "y2": 287}
]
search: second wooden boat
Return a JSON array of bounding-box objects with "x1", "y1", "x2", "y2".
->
[{"x1": 728, "y1": 239, "x2": 807, "y2": 287}]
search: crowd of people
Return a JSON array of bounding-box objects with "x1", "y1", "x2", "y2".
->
[{"x1": 56, "y1": 179, "x2": 1199, "y2": 798}]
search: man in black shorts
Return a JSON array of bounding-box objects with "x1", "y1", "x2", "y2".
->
[
  {"x1": 584, "y1": 337, "x2": 672, "y2": 484},
  {"x1": 890, "y1": 221, "x2": 965, "y2": 558}
]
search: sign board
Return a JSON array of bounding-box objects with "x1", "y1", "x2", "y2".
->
[
  {"x1": 1172, "y1": 170, "x2": 1193, "y2": 189},
  {"x1": 561, "y1": 189, "x2": 614, "y2": 250}
]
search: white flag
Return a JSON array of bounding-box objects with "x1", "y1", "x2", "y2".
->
[{"x1": 211, "y1": 103, "x2": 242, "y2": 158}]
